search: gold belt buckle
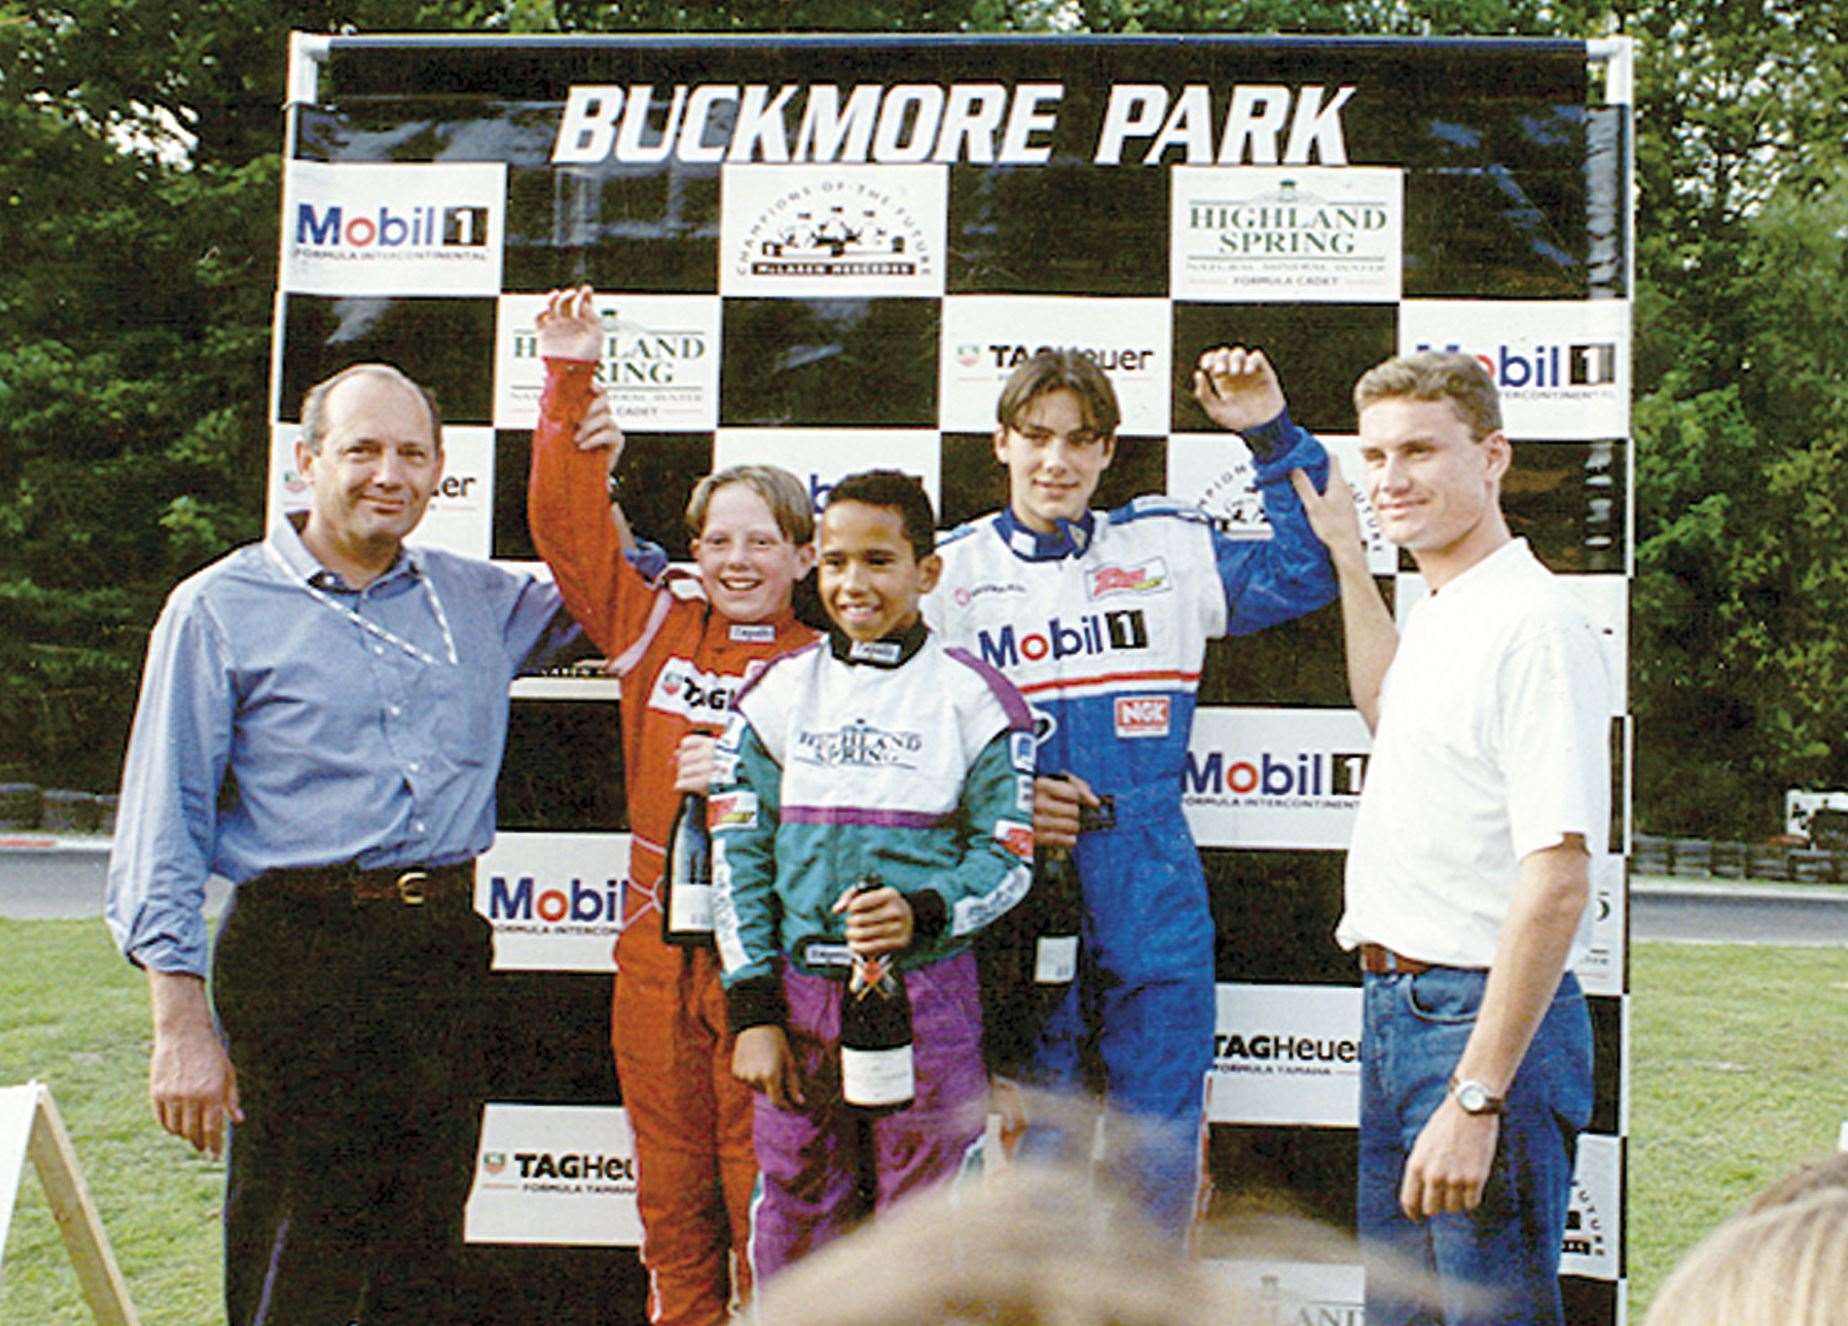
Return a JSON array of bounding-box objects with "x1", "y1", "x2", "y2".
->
[{"x1": 395, "y1": 870, "x2": 429, "y2": 906}]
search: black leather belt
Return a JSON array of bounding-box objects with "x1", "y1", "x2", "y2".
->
[{"x1": 251, "y1": 861, "x2": 476, "y2": 907}]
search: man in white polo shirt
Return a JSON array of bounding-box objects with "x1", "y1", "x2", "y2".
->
[{"x1": 1287, "y1": 350, "x2": 1611, "y2": 1326}]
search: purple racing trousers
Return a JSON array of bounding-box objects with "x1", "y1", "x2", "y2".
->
[{"x1": 748, "y1": 949, "x2": 986, "y2": 1283}]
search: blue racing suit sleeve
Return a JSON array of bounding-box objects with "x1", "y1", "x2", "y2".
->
[
  {"x1": 711, "y1": 711, "x2": 787, "y2": 1032},
  {"x1": 624, "y1": 538, "x2": 671, "y2": 584},
  {"x1": 1216, "y1": 408, "x2": 1339, "y2": 637},
  {"x1": 905, "y1": 725, "x2": 1034, "y2": 944}
]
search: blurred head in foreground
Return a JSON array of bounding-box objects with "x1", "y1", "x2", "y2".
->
[
  {"x1": 753, "y1": 1162, "x2": 1256, "y2": 1326},
  {"x1": 1743, "y1": 1148, "x2": 1848, "y2": 1215},
  {"x1": 1642, "y1": 1188, "x2": 1848, "y2": 1326}
]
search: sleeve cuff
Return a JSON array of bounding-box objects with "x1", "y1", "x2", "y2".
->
[
  {"x1": 125, "y1": 940, "x2": 207, "y2": 978},
  {"x1": 725, "y1": 973, "x2": 788, "y2": 1034},
  {"x1": 906, "y1": 889, "x2": 949, "y2": 941},
  {"x1": 624, "y1": 539, "x2": 670, "y2": 584},
  {"x1": 1239, "y1": 406, "x2": 1296, "y2": 464},
  {"x1": 538, "y1": 356, "x2": 598, "y2": 422}
]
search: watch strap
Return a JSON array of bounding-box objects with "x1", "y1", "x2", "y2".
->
[{"x1": 1449, "y1": 1076, "x2": 1506, "y2": 1116}]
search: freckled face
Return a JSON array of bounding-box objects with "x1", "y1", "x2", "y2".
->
[{"x1": 691, "y1": 483, "x2": 815, "y2": 623}]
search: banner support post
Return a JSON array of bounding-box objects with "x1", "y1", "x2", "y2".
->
[{"x1": 0, "y1": 1082, "x2": 141, "y2": 1326}]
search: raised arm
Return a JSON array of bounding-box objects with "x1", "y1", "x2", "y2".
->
[
  {"x1": 1291, "y1": 457, "x2": 1397, "y2": 730},
  {"x1": 1190, "y1": 345, "x2": 1338, "y2": 636},
  {"x1": 526, "y1": 285, "x2": 652, "y2": 657}
]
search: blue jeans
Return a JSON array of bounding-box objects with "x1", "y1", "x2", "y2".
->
[{"x1": 1358, "y1": 967, "x2": 1591, "y2": 1326}]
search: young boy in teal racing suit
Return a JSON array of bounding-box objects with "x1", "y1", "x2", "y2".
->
[{"x1": 711, "y1": 470, "x2": 1035, "y2": 1279}]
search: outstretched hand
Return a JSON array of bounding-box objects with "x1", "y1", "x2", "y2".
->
[
  {"x1": 1289, "y1": 454, "x2": 1367, "y2": 562},
  {"x1": 1193, "y1": 345, "x2": 1287, "y2": 434},
  {"x1": 536, "y1": 284, "x2": 604, "y2": 363}
]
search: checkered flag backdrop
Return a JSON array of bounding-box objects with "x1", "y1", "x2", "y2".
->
[{"x1": 272, "y1": 33, "x2": 1633, "y2": 1323}]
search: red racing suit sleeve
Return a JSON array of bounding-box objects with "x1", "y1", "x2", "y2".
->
[{"x1": 526, "y1": 356, "x2": 663, "y2": 659}]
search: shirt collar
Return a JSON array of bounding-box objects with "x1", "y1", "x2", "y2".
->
[
  {"x1": 270, "y1": 515, "x2": 421, "y2": 592},
  {"x1": 992, "y1": 506, "x2": 1096, "y2": 562},
  {"x1": 828, "y1": 618, "x2": 929, "y2": 668},
  {"x1": 1426, "y1": 538, "x2": 1533, "y2": 603}
]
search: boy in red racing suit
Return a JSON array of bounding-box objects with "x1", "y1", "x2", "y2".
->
[{"x1": 527, "y1": 287, "x2": 819, "y2": 1325}]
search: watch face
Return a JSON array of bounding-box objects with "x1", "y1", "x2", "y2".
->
[{"x1": 1458, "y1": 1083, "x2": 1488, "y2": 1111}]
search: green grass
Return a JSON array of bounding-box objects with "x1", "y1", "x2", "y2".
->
[
  {"x1": 1625, "y1": 942, "x2": 1848, "y2": 1310},
  {"x1": 2, "y1": 920, "x2": 1843, "y2": 1323},
  {"x1": 0, "y1": 918, "x2": 223, "y2": 1326}
]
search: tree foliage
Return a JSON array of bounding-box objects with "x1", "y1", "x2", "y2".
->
[{"x1": 2, "y1": 0, "x2": 1844, "y2": 834}]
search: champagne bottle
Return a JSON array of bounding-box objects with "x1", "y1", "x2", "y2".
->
[
  {"x1": 840, "y1": 878, "x2": 915, "y2": 1115},
  {"x1": 660, "y1": 792, "x2": 714, "y2": 947},
  {"x1": 1032, "y1": 847, "x2": 1081, "y2": 986}
]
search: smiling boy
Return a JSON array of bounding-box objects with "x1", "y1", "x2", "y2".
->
[
  {"x1": 923, "y1": 347, "x2": 1339, "y2": 1234},
  {"x1": 526, "y1": 287, "x2": 820, "y2": 1326},
  {"x1": 710, "y1": 470, "x2": 1034, "y2": 1281}
]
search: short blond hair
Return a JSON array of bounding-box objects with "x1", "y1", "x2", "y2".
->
[
  {"x1": 753, "y1": 1163, "x2": 1259, "y2": 1326},
  {"x1": 1744, "y1": 1150, "x2": 1848, "y2": 1215},
  {"x1": 1353, "y1": 351, "x2": 1501, "y2": 440},
  {"x1": 684, "y1": 464, "x2": 814, "y2": 545},
  {"x1": 1642, "y1": 1189, "x2": 1848, "y2": 1326}
]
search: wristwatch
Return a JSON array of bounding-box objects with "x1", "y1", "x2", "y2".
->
[{"x1": 1450, "y1": 1077, "x2": 1506, "y2": 1116}]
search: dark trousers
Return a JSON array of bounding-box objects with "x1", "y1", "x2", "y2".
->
[{"x1": 212, "y1": 883, "x2": 492, "y2": 1326}]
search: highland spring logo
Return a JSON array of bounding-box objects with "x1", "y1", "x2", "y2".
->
[
  {"x1": 1188, "y1": 178, "x2": 1390, "y2": 256},
  {"x1": 1171, "y1": 165, "x2": 1402, "y2": 302}
]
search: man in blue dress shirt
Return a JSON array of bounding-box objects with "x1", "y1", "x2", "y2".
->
[{"x1": 106, "y1": 363, "x2": 584, "y2": 1325}]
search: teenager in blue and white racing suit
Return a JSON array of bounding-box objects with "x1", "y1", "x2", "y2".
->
[{"x1": 922, "y1": 346, "x2": 1338, "y2": 1235}]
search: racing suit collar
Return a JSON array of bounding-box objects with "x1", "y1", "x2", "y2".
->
[
  {"x1": 827, "y1": 618, "x2": 929, "y2": 668},
  {"x1": 993, "y1": 506, "x2": 1096, "y2": 562}
]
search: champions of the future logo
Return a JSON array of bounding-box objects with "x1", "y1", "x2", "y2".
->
[
  {"x1": 742, "y1": 180, "x2": 928, "y2": 279},
  {"x1": 724, "y1": 165, "x2": 945, "y2": 297}
]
